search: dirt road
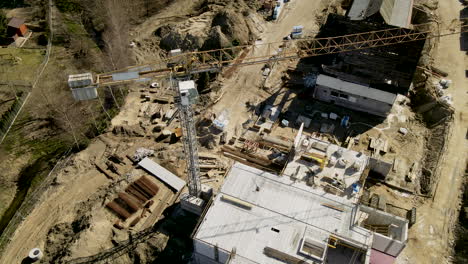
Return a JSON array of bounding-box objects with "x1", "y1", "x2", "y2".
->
[
  {"x1": 397, "y1": 1, "x2": 468, "y2": 263},
  {"x1": 212, "y1": 0, "x2": 325, "y2": 135}
]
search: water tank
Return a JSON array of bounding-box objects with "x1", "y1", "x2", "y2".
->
[
  {"x1": 28, "y1": 248, "x2": 43, "y2": 262},
  {"x1": 328, "y1": 156, "x2": 337, "y2": 166}
]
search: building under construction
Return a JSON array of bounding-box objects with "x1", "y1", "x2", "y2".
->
[
  {"x1": 307, "y1": 13, "x2": 426, "y2": 116},
  {"x1": 192, "y1": 162, "x2": 408, "y2": 264}
]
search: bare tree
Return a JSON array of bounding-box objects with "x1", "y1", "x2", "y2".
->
[{"x1": 100, "y1": 0, "x2": 132, "y2": 70}]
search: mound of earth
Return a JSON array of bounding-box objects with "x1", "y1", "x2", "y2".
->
[{"x1": 153, "y1": 0, "x2": 258, "y2": 51}]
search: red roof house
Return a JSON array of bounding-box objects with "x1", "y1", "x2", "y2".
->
[{"x1": 7, "y1": 17, "x2": 28, "y2": 37}]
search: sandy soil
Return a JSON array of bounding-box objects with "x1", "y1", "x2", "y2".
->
[
  {"x1": 396, "y1": 1, "x2": 468, "y2": 263},
  {"x1": 2, "y1": 0, "x2": 466, "y2": 263},
  {"x1": 0, "y1": 140, "x2": 109, "y2": 264},
  {"x1": 212, "y1": 0, "x2": 326, "y2": 138}
]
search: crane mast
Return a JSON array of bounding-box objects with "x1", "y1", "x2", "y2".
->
[{"x1": 170, "y1": 74, "x2": 201, "y2": 197}]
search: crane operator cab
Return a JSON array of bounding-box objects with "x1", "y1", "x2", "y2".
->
[{"x1": 178, "y1": 80, "x2": 199, "y2": 106}]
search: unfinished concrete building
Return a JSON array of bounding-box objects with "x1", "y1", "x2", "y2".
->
[
  {"x1": 192, "y1": 162, "x2": 409, "y2": 264},
  {"x1": 347, "y1": 0, "x2": 413, "y2": 28},
  {"x1": 308, "y1": 14, "x2": 425, "y2": 116}
]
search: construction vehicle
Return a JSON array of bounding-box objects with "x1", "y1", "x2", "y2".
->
[{"x1": 67, "y1": 20, "x2": 467, "y2": 210}]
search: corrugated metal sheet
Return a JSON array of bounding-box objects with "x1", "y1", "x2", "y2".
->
[
  {"x1": 112, "y1": 71, "x2": 139, "y2": 82},
  {"x1": 71, "y1": 86, "x2": 98, "y2": 101},
  {"x1": 138, "y1": 157, "x2": 186, "y2": 192},
  {"x1": 316, "y1": 74, "x2": 396, "y2": 104}
]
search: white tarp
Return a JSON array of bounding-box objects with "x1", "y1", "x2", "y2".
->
[{"x1": 138, "y1": 157, "x2": 186, "y2": 192}]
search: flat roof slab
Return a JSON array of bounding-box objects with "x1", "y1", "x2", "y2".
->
[{"x1": 195, "y1": 163, "x2": 372, "y2": 264}]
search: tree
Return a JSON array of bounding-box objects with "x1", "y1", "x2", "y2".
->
[{"x1": 0, "y1": 10, "x2": 7, "y2": 42}]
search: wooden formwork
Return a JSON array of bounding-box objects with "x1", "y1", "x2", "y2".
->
[
  {"x1": 106, "y1": 201, "x2": 131, "y2": 220},
  {"x1": 137, "y1": 176, "x2": 160, "y2": 195},
  {"x1": 134, "y1": 180, "x2": 156, "y2": 198},
  {"x1": 130, "y1": 183, "x2": 152, "y2": 200},
  {"x1": 118, "y1": 192, "x2": 142, "y2": 212},
  {"x1": 126, "y1": 185, "x2": 148, "y2": 203}
]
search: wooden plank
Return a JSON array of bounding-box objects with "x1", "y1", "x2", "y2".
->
[{"x1": 321, "y1": 203, "x2": 344, "y2": 212}]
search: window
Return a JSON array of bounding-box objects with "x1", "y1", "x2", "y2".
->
[
  {"x1": 339, "y1": 93, "x2": 349, "y2": 99},
  {"x1": 331, "y1": 91, "x2": 339, "y2": 97}
]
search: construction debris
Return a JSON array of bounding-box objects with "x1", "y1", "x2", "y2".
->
[{"x1": 133, "y1": 148, "x2": 154, "y2": 162}]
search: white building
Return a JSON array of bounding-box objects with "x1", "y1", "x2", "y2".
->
[
  {"x1": 193, "y1": 160, "x2": 408, "y2": 263},
  {"x1": 313, "y1": 74, "x2": 397, "y2": 117}
]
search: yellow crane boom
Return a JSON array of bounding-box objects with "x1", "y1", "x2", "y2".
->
[{"x1": 93, "y1": 21, "x2": 467, "y2": 86}]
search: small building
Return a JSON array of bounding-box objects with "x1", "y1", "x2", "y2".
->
[
  {"x1": 68, "y1": 73, "x2": 98, "y2": 101},
  {"x1": 313, "y1": 74, "x2": 397, "y2": 117},
  {"x1": 347, "y1": 0, "x2": 413, "y2": 28},
  {"x1": 7, "y1": 17, "x2": 28, "y2": 38}
]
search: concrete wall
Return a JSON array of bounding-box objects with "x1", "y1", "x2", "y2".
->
[
  {"x1": 368, "y1": 158, "x2": 392, "y2": 179},
  {"x1": 313, "y1": 85, "x2": 394, "y2": 117},
  {"x1": 371, "y1": 233, "x2": 406, "y2": 257},
  {"x1": 358, "y1": 205, "x2": 408, "y2": 256},
  {"x1": 193, "y1": 239, "x2": 230, "y2": 264},
  {"x1": 193, "y1": 252, "x2": 224, "y2": 264}
]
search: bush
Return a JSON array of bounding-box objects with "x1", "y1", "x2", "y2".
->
[
  {"x1": 37, "y1": 34, "x2": 48, "y2": 45},
  {"x1": 55, "y1": 0, "x2": 82, "y2": 13},
  {"x1": 0, "y1": 10, "x2": 7, "y2": 42}
]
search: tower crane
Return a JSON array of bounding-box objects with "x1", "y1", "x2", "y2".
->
[{"x1": 68, "y1": 20, "x2": 467, "y2": 203}]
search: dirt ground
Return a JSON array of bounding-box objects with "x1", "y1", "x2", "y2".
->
[
  {"x1": 0, "y1": 85, "x2": 183, "y2": 263},
  {"x1": 0, "y1": 1, "x2": 330, "y2": 262},
  {"x1": 211, "y1": 0, "x2": 328, "y2": 138},
  {"x1": 1, "y1": 0, "x2": 467, "y2": 263},
  {"x1": 395, "y1": 1, "x2": 468, "y2": 263}
]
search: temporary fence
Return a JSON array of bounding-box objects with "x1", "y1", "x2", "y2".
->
[{"x1": 0, "y1": 92, "x2": 30, "y2": 144}]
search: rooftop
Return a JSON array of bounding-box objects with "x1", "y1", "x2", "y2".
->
[
  {"x1": 194, "y1": 162, "x2": 372, "y2": 264},
  {"x1": 138, "y1": 157, "x2": 186, "y2": 192},
  {"x1": 283, "y1": 135, "x2": 369, "y2": 201},
  {"x1": 7, "y1": 17, "x2": 25, "y2": 28},
  {"x1": 316, "y1": 74, "x2": 397, "y2": 104}
]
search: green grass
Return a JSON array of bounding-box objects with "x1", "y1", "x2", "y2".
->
[
  {"x1": 64, "y1": 18, "x2": 85, "y2": 34},
  {"x1": 55, "y1": 0, "x2": 82, "y2": 13},
  {"x1": 0, "y1": 48, "x2": 45, "y2": 84}
]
